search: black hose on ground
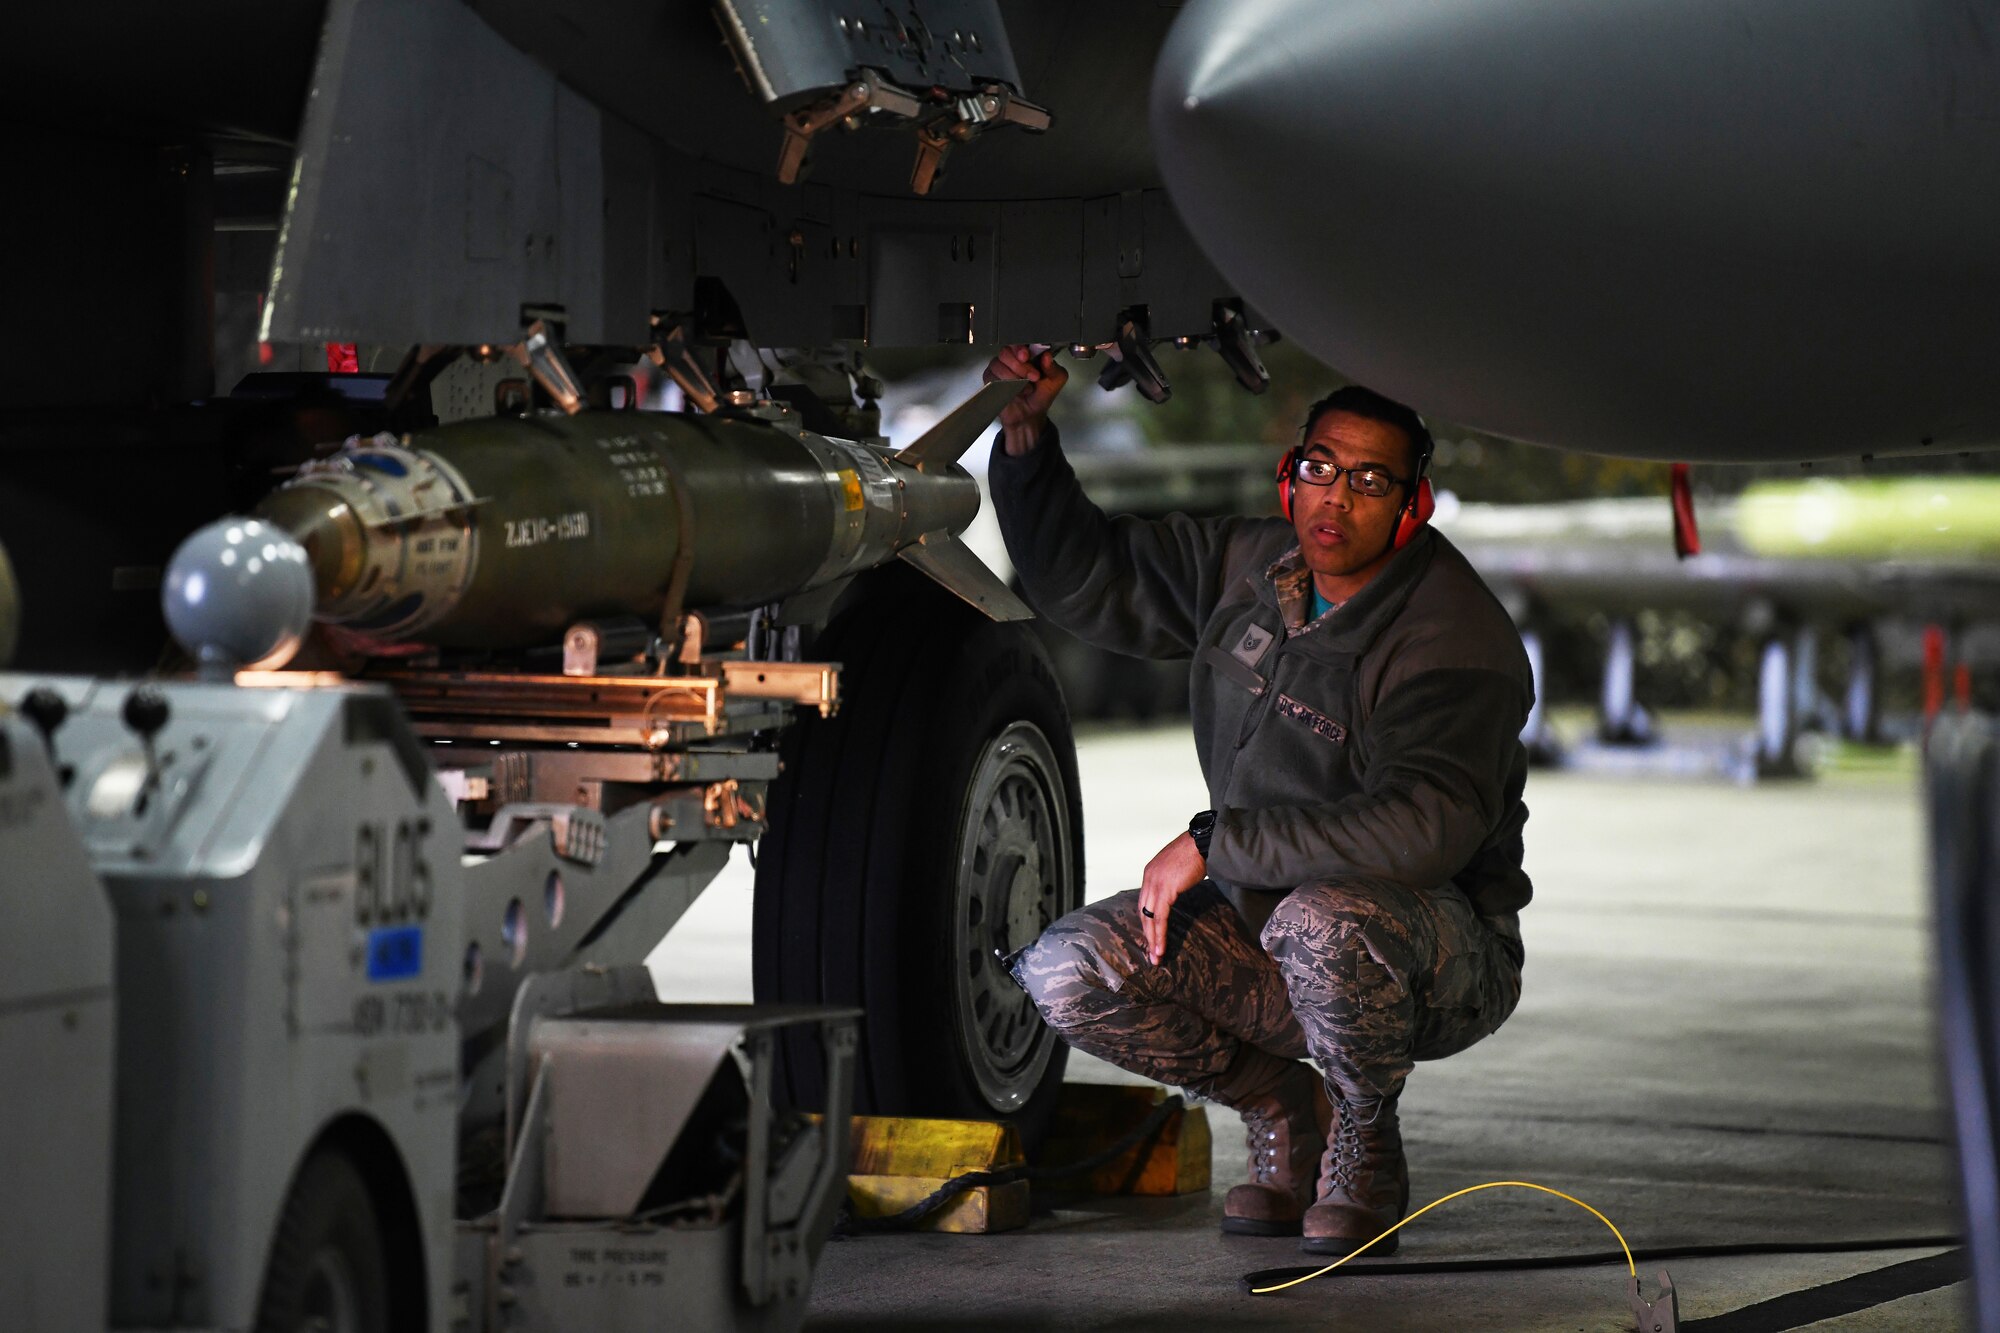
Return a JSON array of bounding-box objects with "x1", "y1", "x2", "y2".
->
[{"x1": 1239, "y1": 1234, "x2": 1962, "y2": 1291}]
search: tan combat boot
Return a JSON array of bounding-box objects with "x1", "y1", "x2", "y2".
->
[
  {"x1": 1207, "y1": 1052, "x2": 1335, "y2": 1236},
  {"x1": 1300, "y1": 1092, "x2": 1409, "y2": 1255}
]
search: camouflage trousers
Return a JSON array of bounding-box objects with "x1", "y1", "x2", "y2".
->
[{"x1": 1011, "y1": 880, "x2": 1523, "y2": 1103}]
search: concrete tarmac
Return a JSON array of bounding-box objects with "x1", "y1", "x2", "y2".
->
[{"x1": 650, "y1": 724, "x2": 1968, "y2": 1331}]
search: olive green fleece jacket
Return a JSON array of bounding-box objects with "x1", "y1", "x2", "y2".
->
[{"x1": 989, "y1": 426, "x2": 1534, "y2": 937}]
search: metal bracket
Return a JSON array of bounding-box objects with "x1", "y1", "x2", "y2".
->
[
  {"x1": 911, "y1": 84, "x2": 1051, "y2": 195},
  {"x1": 676, "y1": 612, "x2": 708, "y2": 667},
  {"x1": 1212, "y1": 301, "x2": 1272, "y2": 395},
  {"x1": 701, "y1": 776, "x2": 769, "y2": 832},
  {"x1": 490, "y1": 1058, "x2": 552, "y2": 1328},
  {"x1": 717, "y1": 659, "x2": 840, "y2": 716},
  {"x1": 549, "y1": 807, "x2": 606, "y2": 865},
  {"x1": 778, "y1": 69, "x2": 923, "y2": 185},
  {"x1": 511, "y1": 319, "x2": 586, "y2": 415},
  {"x1": 561, "y1": 617, "x2": 653, "y2": 677},
  {"x1": 379, "y1": 668, "x2": 724, "y2": 747},
  {"x1": 1630, "y1": 1270, "x2": 1680, "y2": 1333},
  {"x1": 645, "y1": 314, "x2": 722, "y2": 413},
  {"x1": 1096, "y1": 310, "x2": 1172, "y2": 403},
  {"x1": 741, "y1": 1018, "x2": 859, "y2": 1305},
  {"x1": 774, "y1": 64, "x2": 1047, "y2": 195}
]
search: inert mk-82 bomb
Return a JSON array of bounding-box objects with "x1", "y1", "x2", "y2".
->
[{"x1": 248, "y1": 381, "x2": 1030, "y2": 652}]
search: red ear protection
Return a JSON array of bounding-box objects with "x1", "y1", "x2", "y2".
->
[
  {"x1": 1275, "y1": 449, "x2": 1435, "y2": 549},
  {"x1": 1393, "y1": 477, "x2": 1436, "y2": 550}
]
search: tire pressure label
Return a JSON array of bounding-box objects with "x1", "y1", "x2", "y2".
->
[
  {"x1": 562, "y1": 1246, "x2": 670, "y2": 1290},
  {"x1": 366, "y1": 924, "x2": 424, "y2": 981}
]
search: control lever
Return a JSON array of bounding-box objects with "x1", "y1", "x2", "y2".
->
[
  {"x1": 123, "y1": 687, "x2": 171, "y2": 812},
  {"x1": 21, "y1": 687, "x2": 68, "y2": 767}
]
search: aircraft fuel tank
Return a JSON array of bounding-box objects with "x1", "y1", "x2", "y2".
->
[
  {"x1": 1152, "y1": 0, "x2": 2000, "y2": 462},
  {"x1": 251, "y1": 384, "x2": 1029, "y2": 653}
]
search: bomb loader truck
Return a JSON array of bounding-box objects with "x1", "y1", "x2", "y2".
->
[{"x1": 0, "y1": 381, "x2": 1086, "y2": 1331}]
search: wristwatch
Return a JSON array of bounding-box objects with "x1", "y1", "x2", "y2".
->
[{"x1": 1187, "y1": 809, "x2": 1217, "y2": 859}]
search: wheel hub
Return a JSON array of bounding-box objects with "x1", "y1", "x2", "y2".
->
[
  {"x1": 298, "y1": 1243, "x2": 362, "y2": 1333},
  {"x1": 952, "y1": 721, "x2": 1076, "y2": 1114},
  {"x1": 1003, "y1": 861, "x2": 1043, "y2": 952}
]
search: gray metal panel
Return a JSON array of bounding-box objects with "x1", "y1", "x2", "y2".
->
[
  {"x1": 993, "y1": 200, "x2": 1084, "y2": 345},
  {"x1": 864, "y1": 198, "x2": 1003, "y2": 346},
  {"x1": 601, "y1": 114, "x2": 672, "y2": 338},
  {"x1": 259, "y1": 0, "x2": 1259, "y2": 354},
  {"x1": 575, "y1": 842, "x2": 736, "y2": 979},
  {"x1": 695, "y1": 192, "x2": 823, "y2": 345},
  {"x1": 0, "y1": 719, "x2": 115, "y2": 998},
  {"x1": 479, "y1": 1001, "x2": 857, "y2": 1331},
  {"x1": 457, "y1": 807, "x2": 727, "y2": 1044},
  {"x1": 714, "y1": 0, "x2": 1023, "y2": 107},
  {"x1": 0, "y1": 717, "x2": 115, "y2": 1333},
  {"x1": 265, "y1": 0, "x2": 613, "y2": 346},
  {"x1": 1078, "y1": 192, "x2": 1125, "y2": 335},
  {"x1": 1139, "y1": 188, "x2": 1225, "y2": 334},
  {"x1": 0, "y1": 677, "x2": 462, "y2": 1331},
  {"x1": 1077, "y1": 187, "x2": 1223, "y2": 340},
  {"x1": 447, "y1": 0, "x2": 1160, "y2": 201},
  {"x1": 549, "y1": 82, "x2": 609, "y2": 337},
  {"x1": 533, "y1": 1015, "x2": 740, "y2": 1218}
]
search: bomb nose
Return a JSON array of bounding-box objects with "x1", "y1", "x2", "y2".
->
[{"x1": 255, "y1": 483, "x2": 368, "y2": 611}]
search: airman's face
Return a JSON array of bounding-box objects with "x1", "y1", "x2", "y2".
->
[{"x1": 1290, "y1": 411, "x2": 1415, "y2": 590}]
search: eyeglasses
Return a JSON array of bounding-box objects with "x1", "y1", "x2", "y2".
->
[{"x1": 1290, "y1": 456, "x2": 1409, "y2": 499}]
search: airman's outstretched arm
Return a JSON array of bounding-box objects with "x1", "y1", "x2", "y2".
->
[{"x1": 983, "y1": 345, "x2": 1277, "y2": 661}]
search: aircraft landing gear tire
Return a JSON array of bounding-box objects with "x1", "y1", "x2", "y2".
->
[
  {"x1": 255, "y1": 1150, "x2": 394, "y2": 1333},
  {"x1": 754, "y1": 568, "x2": 1085, "y2": 1149}
]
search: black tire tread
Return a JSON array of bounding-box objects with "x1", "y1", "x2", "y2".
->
[
  {"x1": 254, "y1": 1149, "x2": 392, "y2": 1333},
  {"x1": 754, "y1": 568, "x2": 1083, "y2": 1139}
]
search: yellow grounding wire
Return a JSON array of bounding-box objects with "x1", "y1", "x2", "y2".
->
[{"x1": 1249, "y1": 1181, "x2": 1637, "y2": 1295}]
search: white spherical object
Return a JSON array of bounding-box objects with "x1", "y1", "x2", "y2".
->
[{"x1": 163, "y1": 518, "x2": 315, "y2": 670}]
